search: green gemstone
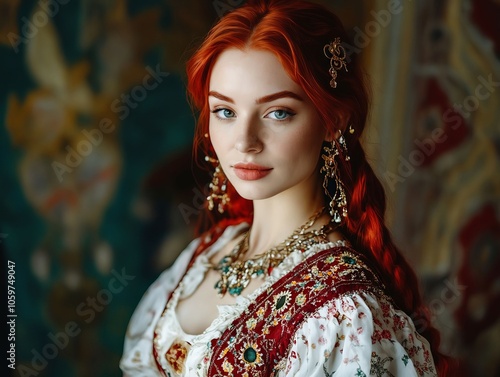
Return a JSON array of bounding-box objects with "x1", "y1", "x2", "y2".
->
[
  {"x1": 229, "y1": 287, "x2": 243, "y2": 296},
  {"x1": 276, "y1": 295, "x2": 287, "y2": 309},
  {"x1": 342, "y1": 256, "x2": 357, "y2": 265},
  {"x1": 243, "y1": 347, "x2": 257, "y2": 363}
]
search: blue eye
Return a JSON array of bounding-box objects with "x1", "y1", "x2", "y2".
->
[
  {"x1": 212, "y1": 108, "x2": 235, "y2": 119},
  {"x1": 267, "y1": 109, "x2": 294, "y2": 121}
]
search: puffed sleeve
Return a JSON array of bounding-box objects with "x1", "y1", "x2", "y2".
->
[
  {"x1": 120, "y1": 236, "x2": 201, "y2": 376},
  {"x1": 280, "y1": 291, "x2": 437, "y2": 377}
]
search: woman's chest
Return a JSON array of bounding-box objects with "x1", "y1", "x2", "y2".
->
[{"x1": 174, "y1": 267, "x2": 266, "y2": 335}]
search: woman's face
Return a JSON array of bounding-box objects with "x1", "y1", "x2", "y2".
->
[{"x1": 208, "y1": 48, "x2": 327, "y2": 202}]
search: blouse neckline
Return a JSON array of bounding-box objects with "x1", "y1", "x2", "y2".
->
[{"x1": 153, "y1": 223, "x2": 349, "y2": 375}]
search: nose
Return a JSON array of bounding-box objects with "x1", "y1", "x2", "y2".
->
[{"x1": 234, "y1": 117, "x2": 263, "y2": 154}]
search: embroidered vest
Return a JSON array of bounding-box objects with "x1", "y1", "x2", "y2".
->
[{"x1": 207, "y1": 245, "x2": 384, "y2": 377}]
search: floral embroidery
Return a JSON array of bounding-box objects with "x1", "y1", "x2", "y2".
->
[
  {"x1": 246, "y1": 317, "x2": 257, "y2": 330},
  {"x1": 355, "y1": 367, "x2": 367, "y2": 377},
  {"x1": 295, "y1": 293, "x2": 306, "y2": 306},
  {"x1": 349, "y1": 333, "x2": 361, "y2": 346},
  {"x1": 372, "y1": 329, "x2": 393, "y2": 344},
  {"x1": 165, "y1": 340, "x2": 189, "y2": 374},
  {"x1": 222, "y1": 359, "x2": 233, "y2": 373},
  {"x1": 402, "y1": 354, "x2": 410, "y2": 366},
  {"x1": 207, "y1": 246, "x2": 384, "y2": 376},
  {"x1": 370, "y1": 352, "x2": 395, "y2": 377},
  {"x1": 325, "y1": 255, "x2": 335, "y2": 264},
  {"x1": 256, "y1": 306, "x2": 265, "y2": 319},
  {"x1": 322, "y1": 364, "x2": 335, "y2": 377}
]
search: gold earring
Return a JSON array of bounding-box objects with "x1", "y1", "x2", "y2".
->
[
  {"x1": 320, "y1": 140, "x2": 348, "y2": 223},
  {"x1": 205, "y1": 156, "x2": 229, "y2": 213},
  {"x1": 338, "y1": 135, "x2": 349, "y2": 162},
  {"x1": 337, "y1": 125, "x2": 354, "y2": 161}
]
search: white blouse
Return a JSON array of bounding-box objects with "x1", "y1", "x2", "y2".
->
[{"x1": 120, "y1": 224, "x2": 437, "y2": 376}]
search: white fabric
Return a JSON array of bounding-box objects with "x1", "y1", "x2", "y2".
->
[{"x1": 120, "y1": 224, "x2": 437, "y2": 376}]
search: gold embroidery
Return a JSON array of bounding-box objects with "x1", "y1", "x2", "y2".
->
[
  {"x1": 208, "y1": 245, "x2": 386, "y2": 376},
  {"x1": 165, "y1": 340, "x2": 189, "y2": 374}
]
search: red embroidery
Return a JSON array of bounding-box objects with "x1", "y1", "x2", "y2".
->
[{"x1": 208, "y1": 246, "x2": 385, "y2": 376}]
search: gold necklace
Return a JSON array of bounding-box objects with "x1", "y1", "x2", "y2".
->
[{"x1": 212, "y1": 207, "x2": 336, "y2": 297}]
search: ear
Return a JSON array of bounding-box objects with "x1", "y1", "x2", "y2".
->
[{"x1": 324, "y1": 129, "x2": 341, "y2": 142}]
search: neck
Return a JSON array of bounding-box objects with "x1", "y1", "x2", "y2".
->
[{"x1": 246, "y1": 176, "x2": 328, "y2": 258}]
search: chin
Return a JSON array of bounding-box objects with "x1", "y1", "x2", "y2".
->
[
  {"x1": 230, "y1": 183, "x2": 285, "y2": 202},
  {"x1": 232, "y1": 190, "x2": 270, "y2": 201}
]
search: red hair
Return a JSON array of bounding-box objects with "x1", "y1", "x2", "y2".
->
[{"x1": 186, "y1": 0, "x2": 454, "y2": 374}]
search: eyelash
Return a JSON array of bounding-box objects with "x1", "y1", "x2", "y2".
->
[
  {"x1": 211, "y1": 108, "x2": 235, "y2": 120},
  {"x1": 266, "y1": 108, "x2": 296, "y2": 121},
  {"x1": 211, "y1": 107, "x2": 296, "y2": 122}
]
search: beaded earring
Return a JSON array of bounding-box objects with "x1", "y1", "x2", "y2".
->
[
  {"x1": 205, "y1": 156, "x2": 229, "y2": 213},
  {"x1": 320, "y1": 127, "x2": 353, "y2": 223}
]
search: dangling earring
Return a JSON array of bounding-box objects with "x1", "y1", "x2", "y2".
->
[
  {"x1": 205, "y1": 156, "x2": 230, "y2": 213},
  {"x1": 337, "y1": 125, "x2": 355, "y2": 161},
  {"x1": 320, "y1": 132, "x2": 350, "y2": 223}
]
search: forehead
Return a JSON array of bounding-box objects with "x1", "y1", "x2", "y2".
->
[{"x1": 209, "y1": 48, "x2": 303, "y2": 96}]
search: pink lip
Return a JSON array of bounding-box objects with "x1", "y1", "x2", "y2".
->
[{"x1": 232, "y1": 163, "x2": 272, "y2": 181}]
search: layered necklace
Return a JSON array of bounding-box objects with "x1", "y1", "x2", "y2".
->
[{"x1": 212, "y1": 207, "x2": 336, "y2": 297}]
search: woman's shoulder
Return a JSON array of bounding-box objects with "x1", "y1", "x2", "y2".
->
[
  {"x1": 284, "y1": 290, "x2": 437, "y2": 376},
  {"x1": 124, "y1": 236, "x2": 203, "y2": 325},
  {"x1": 275, "y1": 241, "x2": 437, "y2": 375},
  {"x1": 296, "y1": 240, "x2": 386, "y2": 295}
]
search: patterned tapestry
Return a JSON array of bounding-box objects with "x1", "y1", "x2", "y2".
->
[
  {"x1": 363, "y1": 1, "x2": 500, "y2": 375},
  {"x1": 0, "y1": 0, "x2": 498, "y2": 376}
]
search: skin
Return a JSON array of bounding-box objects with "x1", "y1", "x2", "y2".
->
[{"x1": 176, "y1": 48, "x2": 342, "y2": 335}]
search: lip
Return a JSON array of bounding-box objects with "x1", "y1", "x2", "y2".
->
[{"x1": 232, "y1": 162, "x2": 272, "y2": 181}]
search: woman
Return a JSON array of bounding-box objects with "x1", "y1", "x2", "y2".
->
[{"x1": 121, "y1": 0, "x2": 453, "y2": 375}]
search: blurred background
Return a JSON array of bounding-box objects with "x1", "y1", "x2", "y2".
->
[{"x1": 0, "y1": 0, "x2": 498, "y2": 376}]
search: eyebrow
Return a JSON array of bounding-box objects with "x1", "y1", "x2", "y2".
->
[{"x1": 208, "y1": 90, "x2": 304, "y2": 104}]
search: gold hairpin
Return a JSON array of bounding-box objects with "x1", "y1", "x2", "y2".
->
[{"x1": 323, "y1": 37, "x2": 348, "y2": 88}]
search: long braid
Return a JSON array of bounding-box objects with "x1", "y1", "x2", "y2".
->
[{"x1": 344, "y1": 140, "x2": 453, "y2": 375}]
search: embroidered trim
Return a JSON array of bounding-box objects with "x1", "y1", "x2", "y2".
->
[
  {"x1": 152, "y1": 235, "x2": 354, "y2": 376},
  {"x1": 207, "y1": 246, "x2": 386, "y2": 376},
  {"x1": 151, "y1": 224, "x2": 248, "y2": 376}
]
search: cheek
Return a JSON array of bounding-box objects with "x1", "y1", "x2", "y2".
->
[
  {"x1": 288, "y1": 112, "x2": 325, "y2": 151},
  {"x1": 275, "y1": 130, "x2": 323, "y2": 170},
  {"x1": 208, "y1": 124, "x2": 227, "y2": 157}
]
